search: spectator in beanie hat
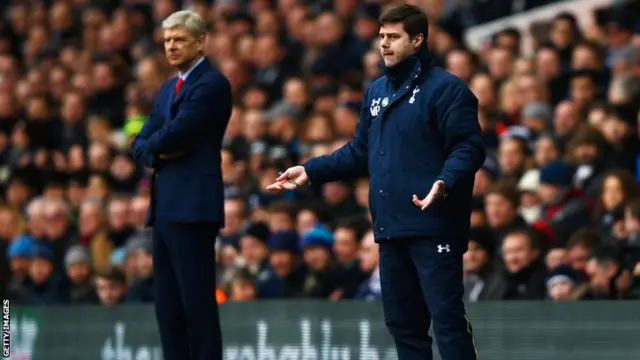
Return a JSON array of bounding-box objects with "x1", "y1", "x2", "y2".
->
[
  {"x1": 6, "y1": 235, "x2": 35, "y2": 301},
  {"x1": 546, "y1": 264, "x2": 580, "y2": 302},
  {"x1": 238, "y1": 221, "x2": 271, "y2": 278},
  {"x1": 533, "y1": 160, "x2": 592, "y2": 246},
  {"x1": 124, "y1": 235, "x2": 153, "y2": 303},
  {"x1": 517, "y1": 169, "x2": 542, "y2": 224},
  {"x1": 21, "y1": 243, "x2": 66, "y2": 305},
  {"x1": 256, "y1": 230, "x2": 305, "y2": 298},
  {"x1": 64, "y1": 245, "x2": 98, "y2": 304},
  {"x1": 299, "y1": 225, "x2": 344, "y2": 299},
  {"x1": 463, "y1": 227, "x2": 495, "y2": 302},
  {"x1": 521, "y1": 101, "x2": 553, "y2": 135}
]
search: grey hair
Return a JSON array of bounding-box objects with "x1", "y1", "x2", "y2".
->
[
  {"x1": 42, "y1": 196, "x2": 73, "y2": 220},
  {"x1": 162, "y1": 10, "x2": 207, "y2": 40},
  {"x1": 25, "y1": 196, "x2": 46, "y2": 219},
  {"x1": 80, "y1": 196, "x2": 105, "y2": 216},
  {"x1": 610, "y1": 74, "x2": 640, "y2": 102}
]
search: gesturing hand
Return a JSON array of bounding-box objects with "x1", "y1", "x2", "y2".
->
[
  {"x1": 265, "y1": 165, "x2": 309, "y2": 192},
  {"x1": 412, "y1": 180, "x2": 447, "y2": 211}
]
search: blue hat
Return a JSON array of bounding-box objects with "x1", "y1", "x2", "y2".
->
[
  {"x1": 31, "y1": 242, "x2": 55, "y2": 263},
  {"x1": 546, "y1": 264, "x2": 578, "y2": 288},
  {"x1": 268, "y1": 230, "x2": 300, "y2": 254},
  {"x1": 110, "y1": 247, "x2": 126, "y2": 266},
  {"x1": 7, "y1": 235, "x2": 35, "y2": 259},
  {"x1": 300, "y1": 225, "x2": 334, "y2": 249},
  {"x1": 539, "y1": 161, "x2": 575, "y2": 187}
]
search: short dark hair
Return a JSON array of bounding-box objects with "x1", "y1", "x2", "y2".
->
[
  {"x1": 95, "y1": 267, "x2": 126, "y2": 284},
  {"x1": 566, "y1": 228, "x2": 600, "y2": 250},
  {"x1": 504, "y1": 228, "x2": 541, "y2": 251},
  {"x1": 485, "y1": 182, "x2": 520, "y2": 209},
  {"x1": 378, "y1": 4, "x2": 429, "y2": 41}
]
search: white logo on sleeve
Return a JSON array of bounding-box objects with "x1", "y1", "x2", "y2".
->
[
  {"x1": 437, "y1": 244, "x2": 450, "y2": 253},
  {"x1": 370, "y1": 98, "x2": 381, "y2": 116},
  {"x1": 409, "y1": 86, "x2": 420, "y2": 104}
]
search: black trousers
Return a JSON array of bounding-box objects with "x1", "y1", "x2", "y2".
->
[
  {"x1": 379, "y1": 237, "x2": 478, "y2": 360},
  {"x1": 152, "y1": 221, "x2": 222, "y2": 360}
]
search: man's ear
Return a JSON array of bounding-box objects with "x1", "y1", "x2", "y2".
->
[{"x1": 413, "y1": 33, "x2": 424, "y2": 49}]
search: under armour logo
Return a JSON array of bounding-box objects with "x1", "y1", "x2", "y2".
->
[
  {"x1": 437, "y1": 244, "x2": 450, "y2": 253},
  {"x1": 370, "y1": 98, "x2": 381, "y2": 116},
  {"x1": 409, "y1": 87, "x2": 420, "y2": 104}
]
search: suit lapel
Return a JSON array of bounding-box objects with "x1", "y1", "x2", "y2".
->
[{"x1": 172, "y1": 59, "x2": 210, "y2": 105}]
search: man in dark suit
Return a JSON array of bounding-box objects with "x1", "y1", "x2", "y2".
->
[{"x1": 131, "y1": 10, "x2": 231, "y2": 360}]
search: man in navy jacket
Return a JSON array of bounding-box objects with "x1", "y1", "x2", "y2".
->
[
  {"x1": 131, "y1": 10, "x2": 230, "y2": 360},
  {"x1": 267, "y1": 4, "x2": 484, "y2": 360}
]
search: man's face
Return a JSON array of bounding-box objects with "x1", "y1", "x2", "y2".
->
[
  {"x1": 333, "y1": 228, "x2": 359, "y2": 264},
  {"x1": 303, "y1": 246, "x2": 330, "y2": 272},
  {"x1": 358, "y1": 232, "x2": 378, "y2": 273},
  {"x1": 230, "y1": 280, "x2": 257, "y2": 302},
  {"x1": 96, "y1": 278, "x2": 126, "y2": 306},
  {"x1": 240, "y1": 236, "x2": 268, "y2": 267},
  {"x1": 446, "y1": 51, "x2": 472, "y2": 81},
  {"x1": 10, "y1": 257, "x2": 30, "y2": 279},
  {"x1": 108, "y1": 200, "x2": 130, "y2": 230},
  {"x1": 537, "y1": 183, "x2": 559, "y2": 204},
  {"x1": 549, "y1": 281, "x2": 574, "y2": 302},
  {"x1": 570, "y1": 77, "x2": 595, "y2": 109},
  {"x1": 567, "y1": 244, "x2": 590, "y2": 272},
  {"x1": 164, "y1": 27, "x2": 204, "y2": 70},
  {"x1": 67, "y1": 262, "x2": 90, "y2": 284},
  {"x1": 498, "y1": 139, "x2": 525, "y2": 176},
  {"x1": 572, "y1": 46, "x2": 598, "y2": 69},
  {"x1": 553, "y1": 102, "x2": 578, "y2": 136},
  {"x1": 551, "y1": 19, "x2": 573, "y2": 49},
  {"x1": 29, "y1": 257, "x2": 53, "y2": 285},
  {"x1": 536, "y1": 49, "x2": 560, "y2": 80},
  {"x1": 534, "y1": 137, "x2": 559, "y2": 166},
  {"x1": 502, "y1": 233, "x2": 537, "y2": 273},
  {"x1": 379, "y1": 22, "x2": 421, "y2": 67},
  {"x1": 485, "y1": 193, "x2": 515, "y2": 228},
  {"x1": 269, "y1": 212, "x2": 294, "y2": 232},
  {"x1": 269, "y1": 250, "x2": 295, "y2": 277},
  {"x1": 463, "y1": 241, "x2": 488, "y2": 274}
]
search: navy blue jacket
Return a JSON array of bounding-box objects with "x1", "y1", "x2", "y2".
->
[
  {"x1": 131, "y1": 59, "x2": 232, "y2": 226},
  {"x1": 304, "y1": 48, "x2": 485, "y2": 240}
]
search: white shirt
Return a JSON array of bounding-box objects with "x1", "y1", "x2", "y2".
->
[{"x1": 179, "y1": 56, "x2": 205, "y2": 81}]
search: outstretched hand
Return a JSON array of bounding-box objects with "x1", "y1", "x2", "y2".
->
[
  {"x1": 265, "y1": 165, "x2": 309, "y2": 192},
  {"x1": 412, "y1": 180, "x2": 446, "y2": 211}
]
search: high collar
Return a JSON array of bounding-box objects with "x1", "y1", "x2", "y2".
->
[{"x1": 381, "y1": 47, "x2": 436, "y2": 88}]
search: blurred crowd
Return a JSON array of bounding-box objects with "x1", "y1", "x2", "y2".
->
[{"x1": 0, "y1": 0, "x2": 640, "y2": 307}]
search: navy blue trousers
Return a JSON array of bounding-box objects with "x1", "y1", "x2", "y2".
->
[
  {"x1": 152, "y1": 221, "x2": 222, "y2": 360},
  {"x1": 379, "y1": 237, "x2": 478, "y2": 360}
]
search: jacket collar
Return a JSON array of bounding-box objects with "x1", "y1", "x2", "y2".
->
[{"x1": 381, "y1": 46, "x2": 437, "y2": 88}]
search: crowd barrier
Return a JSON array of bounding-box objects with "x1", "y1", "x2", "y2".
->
[{"x1": 7, "y1": 301, "x2": 640, "y2": 360}]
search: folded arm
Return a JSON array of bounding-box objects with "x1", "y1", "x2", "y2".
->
[
  {"x1": 147, "y1": 78, "x2": 231, "y2": 155},
  {"x1": 435, "y1": 78, "x2": 486, "y2": 191},
  {"x1": 131, "y1": 101, "x2": 163, "y2": 169}
]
